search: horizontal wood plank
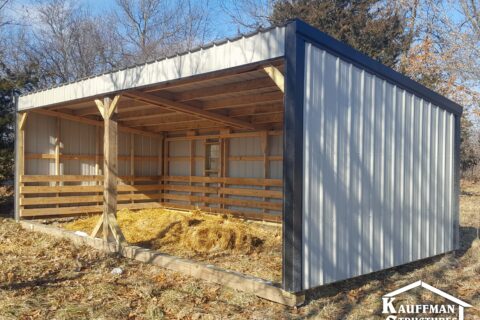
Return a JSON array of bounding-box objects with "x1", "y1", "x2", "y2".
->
[
  {"x1": 162, "y1": 193, "x2": 282, "y2": 210},
  {"x1": 25, "y1": 153, "x2": 159, "y2": 162},
  {"x1": 20, "y1": 184, "x2": 163, "y2": 194},
  {"x1": 163, "y1": 202, "x2": 282, "y2": 223},
  {"x1": 163, "y1": 176, "x2": 283, "y2": 187},
  {"x1": 21, "y1": 175, "x2": 160, "y2": 183},
  {"x1": 21, "y1": 193, "x2": 164, "y2": 206}
]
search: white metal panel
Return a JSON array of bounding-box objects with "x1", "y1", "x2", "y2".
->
[
  {"x1": 228, "y1": 137, "x2": 263, "y2": 178},
  {"x1": 169, "y1": 140, "x2": 190, "y2": 176},
  {"x1": 134, "y1": 135, "x2": 160, "y2": 176},
  {"x1": 24, "y1": 114, "x2": 160, "y2": 177},
  {"x1": 18, "y1": 27, "x2": 285, "y2": 110},
  {"x1": 61, "y1": 119, "x2": 97, "y2": 175},
  {"x1": 24, "y1": 113, "x2": 56, "y2": 175},
  {"x1": 302, "y1": 44, "x2": 456, "y2": 289}
]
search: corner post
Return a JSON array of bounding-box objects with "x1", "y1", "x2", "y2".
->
[
  {"x1": 453, "y1": 114, "x2": 461, "y2": 250},
  {"x1": 283, "y1": 20, "x2": 306, "y2": 293}
]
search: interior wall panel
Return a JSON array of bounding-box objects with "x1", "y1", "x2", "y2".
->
[
  {"x1": 302, "y1": 43, "x2": 456, "y2": 289},
  {"x1": 24, "y1": 114, "x2": 161, "y2": 178},
  {"x1": 24, "y1": 113, "x2": 56, "y2": 175}
]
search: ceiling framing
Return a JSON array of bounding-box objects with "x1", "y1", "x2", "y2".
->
[{"x1": 41, "y1": 60, "x2": 285, "y2": 136}]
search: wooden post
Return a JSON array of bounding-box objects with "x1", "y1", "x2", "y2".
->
[
  {"x1": 91, "y1": 96, "x2": 126, "y2": 244},
  {"x1": 95, "y1": 126, "x2": 102, "y2": 206},
  {"x1": 103, "y1": 97, "x2": 116, "y2": 240},
  {"x1": 162, "y1": 138, "x2": 169, "y2": 204},
  {"x1": 188, "y1": 131, "x2": 196, "y2": 200},
  {"x1": 261, "y1": 130, "x2": 269, "y2": 215},
  {"x1": 220, "y1": 129, "x2": 230, "y2": 209},
  {"x1": 158, "y1": 135, "x2": 163, "y2": 205},
  {"x1": 130, "y1": 133, "x2": 135, "y2": 204},
  {"x1": 17, "y1": 112, "x2": 28, "y2": 219},
  {"x1": 55, "y1": 118, "x2": 61, "y2": 208}
]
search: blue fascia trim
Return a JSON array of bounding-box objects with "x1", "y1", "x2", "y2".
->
[{"x1": 292, "y1": 19, "x2": 463, "y2": 116}]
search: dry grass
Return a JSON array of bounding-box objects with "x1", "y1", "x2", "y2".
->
[
  {"x1": 0, "y1": 181, "x2": 478, "y2": 319},
  {"x1": 62, "y1": 208, "x2": 282, "y2": 282},
  {"x1": 0, "y1": 218, "x2": 289, "y2": 319}
]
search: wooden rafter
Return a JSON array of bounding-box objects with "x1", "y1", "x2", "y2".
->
[
  {"x1": 119, "y1": 109, "x2": 174, "y2": 121},
  {"x1": 173, "y1": 77, "x2": 277, "y2": 101},
  {"x1": 75, "y1": 101, "x2": 153, "y2": 117},
  {"x1": 143, "y1": 59, "x2": 283, "y2": 93},
  {"x1": 202, "y1": 92, "x2": 283, "y2": 110},
  {"x1": 124, "y1": 114, "x2": 199, "y2": 127},
  {"x1": 124, "y1": 90, "x2": 258, "y2": 130},
  {"x1": 32, "y1": 108, "x2": 159, "y2": 138},
  {"x1": 227, "y1": 103, "x2": 283, "y2": 117}
]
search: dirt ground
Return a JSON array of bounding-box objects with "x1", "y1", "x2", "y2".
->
[
  {"x1": 60, "y1": 208, "x2": 282, "y2": 282},
  {"x1": 0, "y1": 182, "x2": 478, "y2": 319}
]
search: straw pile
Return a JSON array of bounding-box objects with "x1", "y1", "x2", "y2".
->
[{"x1": 64, "y1": 208, "x2": 280, "y2": 256}]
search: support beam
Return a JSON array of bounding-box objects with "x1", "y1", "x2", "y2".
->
[
  {"x1": 261, "y1": 130, "x2": 269, "y2": 214},
  {"x1": 174, "y1": 77, "x2": 276, "y2": 101},
  {"x1": 202, "y1": 92, "x2": 283, "y2": 110},
  {"x1": 125, "y1": 90, "x2": 258, "y2": 130},
  {"x1": 263, "y1": 66, "x2": 285, "y2": 92},
  {"x1": 91, "y1": 96, "x2": 126, "y2": 244},
  {"x1": 32, "y1": 108, "x2": 160, "y2": 138},
  {"x1": 76, "y1": 101, "x2": 153, "y2": 117},
  {"x1": 16, "y1": 112, "x2": 27, "y2": 219},
  {"x1": 130, "y1": 133, "x2": 135, "y2": 204}
]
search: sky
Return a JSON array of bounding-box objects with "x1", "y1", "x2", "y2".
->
[
  {"x1": 8, "y1": 0, "x2": 254, "y2": 41},
  {"x1": 79, "y1": 0, "x2": 249, "y2": 40}
]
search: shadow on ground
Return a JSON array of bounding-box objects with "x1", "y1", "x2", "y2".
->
[{"x1": 302, "y1": 226, "x2": 479, "y2": 319}]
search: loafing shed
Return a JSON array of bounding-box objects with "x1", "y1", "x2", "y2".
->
[{"x1": 14, "y1": 19, "x2": 462, "y2": 304}]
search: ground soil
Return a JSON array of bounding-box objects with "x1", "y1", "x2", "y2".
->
[{"x1": 0, "y1": 181, "x2": 478, "y2": 319}]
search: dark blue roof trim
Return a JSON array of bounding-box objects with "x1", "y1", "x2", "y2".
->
[{"x1": 292, "y1": 19, "x2": 463, "y2": 116}]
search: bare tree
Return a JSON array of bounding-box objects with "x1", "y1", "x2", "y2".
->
[
  {"x1": 396, "y1": 0, "x2": 480, "y2": 107},
  {"x1": 19, "y1": 0, "x2": 124, "y2": 85},
  {"x1": 0, "y1": 0, "x2": 13, "y2": 28},
  {"x1": 220, "y1": 0, "x2": 274, "y2": 32},
  {"x1": 115, "y1": 0, "x2": 211, "y2": 64}
]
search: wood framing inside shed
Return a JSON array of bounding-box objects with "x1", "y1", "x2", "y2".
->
[{"x1": 17, "y1": 61, "x2": 286, "y2": 223}]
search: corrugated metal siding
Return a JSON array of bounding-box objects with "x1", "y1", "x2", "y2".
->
[
  {"x1": 134, "y1": 135, "x2": 160, "y2": 176},
  {"x1": 229, "y1": 137, "x2": 263, "y2": 178},
  {"x1": 302, "y1": 44, "x2": 455, "y2": 289},
  {"x1": 61, "y1": 119, "x2": 97, "y2": 176},
  {"x1": 169, "y1": 140, "x2": 190, "y2": 176},
  {"x1": 25, "y1": 113, "x2": 56, "y2": 175},
  {"x1": 18, "y1": 26, "x2": 285, "y2": 110},
  {"x1": 25, "y1": 115, "x2": 160, "y2": 177}
]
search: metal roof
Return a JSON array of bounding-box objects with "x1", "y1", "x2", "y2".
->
[{"x1": 18, "y1": 24, "x2": 287, "y2": 110}]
